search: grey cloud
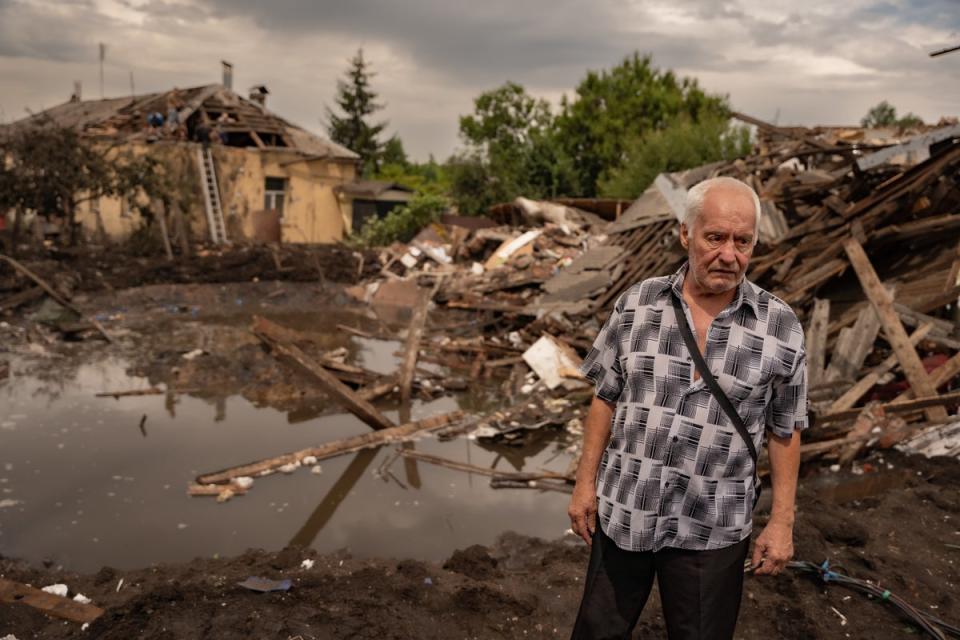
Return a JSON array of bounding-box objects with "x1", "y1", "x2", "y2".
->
[
  {"x1": 0, "y1": 0, "x2": 111, "y2": 62},
  {"x1": 185, "y1": 0, "x2": 727, "y2": 89}
]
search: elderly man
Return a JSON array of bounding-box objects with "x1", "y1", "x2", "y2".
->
[{"x1": 568, "y1": 177, "x2": 807, "y2": 640}]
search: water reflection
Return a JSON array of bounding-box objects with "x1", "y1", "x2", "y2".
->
[{"x1": 0, "y1": 351, "x2": 574, "y2": 573}]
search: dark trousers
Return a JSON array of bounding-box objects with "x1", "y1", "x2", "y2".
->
[{"x1": 571, "y1": 526, "x2": 750, "y2": 640}]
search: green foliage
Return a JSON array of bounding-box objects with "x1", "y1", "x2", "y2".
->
[
  {"x1": 0, "y1": 117, "x2": 128, "y2": 245},
  {"x1": 599, "y1": 116, "x2": 752, "y2": 198},
  {"x1": 860, "y1": 100, "x2": 924, "y2": 129},
  {"x1": 554, "y1": 52, "x2": 729, "y2": 196},
  {"x1": 446, "y1": 151, "x2": 502, "y2": 215},
  {"x1": 452, "y1": 82, "x2": 577, "y2": 214},
  {"x1": 380, "y1": 135, "x2": 409, "y2": 168},
  {"x1": 354, "y1": 193, "x2": 449, "y2": 247},
  {"x1": 326, "y1": 49, "x2": 387, "y2": 175},
  {"x1": 448, "y1": 53, "x2": 730, "y2": 212},
  {"x1": 374, "y1": 135, "x2": 450, "y2": 198}
]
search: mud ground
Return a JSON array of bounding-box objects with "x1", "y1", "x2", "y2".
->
[{"x1": 2, "y1": 450, "x2": 958, "y2": 639}]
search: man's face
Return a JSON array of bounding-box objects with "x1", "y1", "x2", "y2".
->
[{"x1": 679, "y1": 186, "x2": 756, "y2": 294}]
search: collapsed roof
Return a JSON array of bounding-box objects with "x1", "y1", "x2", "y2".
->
[{"x1": 5, "y1": 84, "x2": 359, "y2": 161}]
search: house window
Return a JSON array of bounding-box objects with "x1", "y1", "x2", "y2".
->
[{"x1": 264, "y1": 177, "x2": 286, "y2": 217}]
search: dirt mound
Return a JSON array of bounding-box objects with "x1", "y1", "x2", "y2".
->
[{"x1": 2, "y1": 450, "x2": 958, "y2": 639}]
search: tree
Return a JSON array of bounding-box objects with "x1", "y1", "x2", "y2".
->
[
  {"x1": 0, "y1": 117, "x2": 186, "y2": 253},
  {"x1": 380, "y1": 135, "x2": 408, "y2": 168},
  {"x1": 326, "y1": 49, "x2": 387, "y2": 175},
  {"x1": 861, "y1": 100, "x2": 924, "y2": 129},
  {"x1": 554, "y1": 52, "x2": 729, "y2": 196},
  {"x1": 0, "y1": 118, "x2": 115, "y2": 247},
  {"x1": 452, "y1": 82, "x2": 576, "y2": 213},
  {"x1": 599, "y1": 115, "x2": 752, "y2": 198}
]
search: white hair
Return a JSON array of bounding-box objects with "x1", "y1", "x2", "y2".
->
[{"x1": 683, "y1": 177, "x2": 762, "y2": 245}]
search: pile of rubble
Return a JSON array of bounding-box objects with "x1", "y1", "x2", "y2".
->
[{"x1": 335, "y1": 113, "x2": 960, "y2": 470}]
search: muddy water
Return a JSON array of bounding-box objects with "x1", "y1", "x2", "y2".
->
[{"x1": 0, "y1": 341, "x2": 575, "y2": 573}]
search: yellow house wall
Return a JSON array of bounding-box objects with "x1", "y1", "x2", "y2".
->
[
  {"x1": 77, "y1": 142, "x2": 357, "y2": 245},
  {"x1": 211, "y1": 147, "x2": 357, "y2": 244}
]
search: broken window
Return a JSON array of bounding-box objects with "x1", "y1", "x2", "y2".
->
[{"x1": 264, "y1": 177, "x2": 286, "y2": 217}]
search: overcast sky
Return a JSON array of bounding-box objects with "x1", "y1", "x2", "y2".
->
[{"x1": 0, "y1": 0, "x2": 958, "y2": 160}]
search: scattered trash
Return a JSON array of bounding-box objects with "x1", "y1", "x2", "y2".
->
[
  {"x1": 300, "y1": 559, "x2": 315, "y2": 570},
  {"x1": 40, "y1": 584, "x2": 68, "y2": 597},
  {"x1": 237, "y1": 576, "x2": 292, "y2": 593},
  {"x1": 73, "y1": 593, "x2": 92, "y2": 604}
]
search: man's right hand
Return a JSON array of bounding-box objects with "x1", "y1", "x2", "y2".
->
[{"x1": 568, "y1": 484, "x2": 598, "y2": 545}]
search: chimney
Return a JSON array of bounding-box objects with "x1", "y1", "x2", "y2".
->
[
  {"x1": 70, "y1": 81, "x2": 82, "y2": 103},
  {"x1": 248, "y1": 84, "x2": 269, "y2": 107},
  {"x1": 221, "y1": 60, "x2": 233, "y2": 90}
]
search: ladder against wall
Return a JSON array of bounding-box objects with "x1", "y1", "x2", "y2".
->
[{"x1": 195, "y1": 146, "x2": 228, "y2": 245}]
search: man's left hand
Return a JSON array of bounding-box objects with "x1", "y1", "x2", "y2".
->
[{"x1": 751, "y1": 521, "x2": 793, "y2": 576}]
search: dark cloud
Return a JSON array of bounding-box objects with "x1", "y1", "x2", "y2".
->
[
  {"x1": 0, "y1": 0, "x2": 957, "y2": 157},
  {"x1": 185, "y1": 0, "x2": 730, "y2": 89},
  {"x1": 0, "y1": 0, "x2": 112, "y2": 62}
]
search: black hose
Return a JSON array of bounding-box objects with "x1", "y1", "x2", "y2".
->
[{"x1": 785, "y1": 560, "x2": 953, "y2": 640}]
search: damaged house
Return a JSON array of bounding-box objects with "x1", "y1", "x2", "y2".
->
[{"x1": 4, "y1": 81, "x2": 373, "y2": 245}]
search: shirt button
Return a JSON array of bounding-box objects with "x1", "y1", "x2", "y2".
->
[
  {"x1": 664, "y1": 482, "x2": 671, "y2": 488},
  {"x1": 673, "y1": 436, "x2": 679, "y2": 442}
]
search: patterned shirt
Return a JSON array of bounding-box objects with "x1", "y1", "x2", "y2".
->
[{"x1": 579, "y1": 262, "x2": 808, "y2": 552}]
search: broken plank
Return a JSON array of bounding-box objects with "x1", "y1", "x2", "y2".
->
[
  {"x1": 805, "y1": 298, "x2": 830, "y2": 386},
  {"x1": 842, "y1": 237, "x2": 946, "y2": 421},
  {"x1": 824, "y1": 304, "x2": 881, "y2": 383},
  {"x1": 398, "y1": 449, "x2": 572, "y2": 483},
  {"x1": 818, "y1": 390, "x2": 960, "y2": 426},
  {"x1": 0, "y1": 578, "x2": 104, "y2": 624},
  {"x1": 828, "y1": 324, "x2": 933, "y2": 412},
  {"x1": 399, "y1": 282, "x2": 438, "y2": 406},
  {"x1": 194, "y1": 410, "x2": 464, "y2": 485},
  {"x1": 837, "y1": 404, "x2": 889, "y2": 466},
  {"x1": 0, "y1": 254, "x2": 112, "y2": 343},
  {"x1": 893, "y1": 350, "x2": 960, "y2": 403},
  {"x1": 252, "y1": 315, "x2": 395, "y2": 431}
]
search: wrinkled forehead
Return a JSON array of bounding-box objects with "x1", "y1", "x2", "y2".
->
[{"x1": 699, "y1": 186, "x2": 757, "y2": 230}]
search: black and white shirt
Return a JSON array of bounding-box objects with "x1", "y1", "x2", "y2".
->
[{"x1": 579, "y1": 263, "x2": 808, "y2": 552}]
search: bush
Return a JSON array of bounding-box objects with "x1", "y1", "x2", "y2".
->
[
  {"x1": 598, "y1": 115, "x2": 752, "y2": 199},
  {"x1": 353, "y1": 193, "x2": 449, "y2": 247}
]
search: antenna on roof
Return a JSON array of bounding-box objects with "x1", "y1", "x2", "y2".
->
[
  {"x1": 99, "y1": 43, "x2": 106, "y2": 98},
  {"x1": 221, "y1": 60, "x2": 233, "y2": 90},
  {"x1": 929, "y1": 44, "x2": 960, "y2": 57},
  {"x1": 129, "y1": 70, "x2": 135, "y2": 99}
]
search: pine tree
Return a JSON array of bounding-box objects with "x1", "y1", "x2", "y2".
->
[{"x1": 326, "y1": 49, "x2": 387, "y2": 175}]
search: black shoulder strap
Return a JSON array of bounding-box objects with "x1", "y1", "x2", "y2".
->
[{"x1": 670, "y1": 294, "x2": 759, "y2": 466}]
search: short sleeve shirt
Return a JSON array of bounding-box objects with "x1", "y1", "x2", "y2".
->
[{"x1": 579, "y1": 263, "x2": 808, "y2": 552}]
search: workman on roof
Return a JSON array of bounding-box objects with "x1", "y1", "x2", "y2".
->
[{"x1": 568, "y1": 177, "x2": 808, "y2": 640}]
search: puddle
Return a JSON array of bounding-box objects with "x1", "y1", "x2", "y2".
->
[
  {"x1": 0, "y1": 344, "x2": 575, "y2": 573},
  {"x1": 809, "y1": 468, "x2": 914, "y2": 503}
]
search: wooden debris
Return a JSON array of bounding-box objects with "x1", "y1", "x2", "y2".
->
[
  {"x1": 0, "y1": 578, "x2": 104, "y2": 624},
  {"x1": 824, "y1": 304, "x2": 881, "y2": 384},
  {"x1": 843, "y1": 237, "x2": 946, "y2": 421},
  {"x1": 194, "y1": 410, "x2": 464, "y2": 487},
  {"x1": 95, "y1": 387, "x2": 165, "y2": 398},
  {"x1": 0, "y1": 254, "x2": 113, "y2": 342},
  {"x1": 397, "y1": 449, "x2": 573, "y2": 485},
  {"x1": 829, "y1": 324, "x2": 933, "y2": 412},
  {"x1": 252, "y1": 315, "x2": 396, "y2": 431},
  {"x1": 818, "y1": 390, "x2": 960, "y2": 426},
  {"x1": 805, "y1": 298, "x2": 830, "y2": 387}
]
